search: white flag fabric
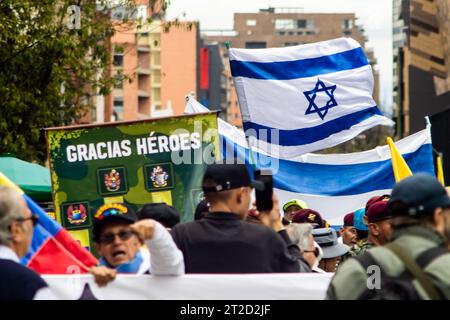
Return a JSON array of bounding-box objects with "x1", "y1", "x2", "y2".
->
[
  {"x1": 44, "y1": 273, "x2": 333, "y2": 300},
  {"x1": 229, "y1": 37, "x2": 394, "y2": 159},
  {"x1": 185, "y1": 97, "x2": 434, "y2": 225}
]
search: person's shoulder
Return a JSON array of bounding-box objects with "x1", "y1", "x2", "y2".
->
[
  {"x1": 327, "y1": 256, "x2": 369, "y2": 299},
  {"x1": 0, "y1": 259, "x2": 47, "y2": 286},
  {"x1": 425, "y1": 250, "x2": 450, "y2": 282},
  {"x1": 241, "y1": 220, "x2": 277, "y2": 235}
]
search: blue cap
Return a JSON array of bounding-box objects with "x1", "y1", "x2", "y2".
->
[{"x1": 353, "y1": 208, "x2": 368, "y2": 231}]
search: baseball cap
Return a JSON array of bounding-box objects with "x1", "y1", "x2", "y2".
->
[
  {"x1": 137, "y1": 203, "x2": 180, "y2": 228},
  {"x1": 291, "y1": 209, "x2": 329, "y2": 228},
  {"x1": 312, "y1": 228, "x2": 350, "y2": 259},
  {"x1": 282, "y1": 199, "x2": 308, "y2": 212},
  {"x1": 93, "y1": 203, "x2": 137, "y2": 242},
  {"x1": 389, "y1": 173, "x2": 450, "y2": 217},
  {"x1": 366, "y1": 201, "x2": 393, "y2": 223},
  {"x1": 365, "y1": 194, "x2": 390, "y2": 211},
  {"x1": 202, "y1": 164, "x2": 261, "y2": 193},
  {"x1": 343, "y1": 212, "x2": 354, "y2": 227}
]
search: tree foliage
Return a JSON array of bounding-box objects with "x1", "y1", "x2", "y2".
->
[{"x1": 0, "y1": 0, "x2": 155, "y2": 163}]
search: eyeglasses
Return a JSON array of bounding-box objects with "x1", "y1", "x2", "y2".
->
[
  {"x1": 99, "y1": 229, "x2": 136, "y2": 245},
  {"x1": 17, "y1": 215, "x2": 39, "y2": 227},
  {"x1": 303, "y1": 247, "x2": 320, "y2": 258}
]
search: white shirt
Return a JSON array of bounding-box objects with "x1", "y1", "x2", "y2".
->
[
  {"x1": 144, "y1": 221, "x2": 184, "y2": 275},
  {"x1": 0, "y1": 245, "x2": 55, "y2": 300}
]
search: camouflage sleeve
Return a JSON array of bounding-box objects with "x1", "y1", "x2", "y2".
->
[
  {"x1": 326, "y1": 258, "x2": 370, "y2": 300},
  {"x1": 425, "y1": 255, "x2": 450, "y2": 299}
]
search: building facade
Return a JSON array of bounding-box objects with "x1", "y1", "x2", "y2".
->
[
  {"x1": 203, "y1": 7, "x2": 380, "y2": 128},
  {"x1": 393, "y1": 0, "x2": 450, "y2": 137}
]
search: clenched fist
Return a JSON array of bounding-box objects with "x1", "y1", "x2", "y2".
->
[
  {"x1": 130, "y1": 219, "x2": 156, "y2": 241},
  {"x1": 89, "y1": 266, "x2": 117, "y2": 287}
]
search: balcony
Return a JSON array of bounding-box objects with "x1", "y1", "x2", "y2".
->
[
  {"x1": 138, "y1": 90, "x2": 150, "y2": 98},
  {"x1": 137, "y1": 45, "x2": 150, "y2": 52},
  {"x1": 137, "y1": 67, "x2": 151, "y2": 75}
]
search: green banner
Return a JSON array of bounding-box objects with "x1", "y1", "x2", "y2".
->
[{"x1": 46, "y1": 112, "x2": 219, "y2": 252}]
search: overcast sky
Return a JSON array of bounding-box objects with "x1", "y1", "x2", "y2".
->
[{"x1": 166, "y1": 0, "x2": 393, "y2": 113}]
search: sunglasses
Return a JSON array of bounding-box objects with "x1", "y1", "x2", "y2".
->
[
  {"x1": 17, "y1": 215, "x2": 39, "y2": 227},
  {"x1": 303, "y1": 247, "x2": 320, "y2": 258},
  {"x1": 99, "y1": 229, "x2": 136, "y2": 245}
]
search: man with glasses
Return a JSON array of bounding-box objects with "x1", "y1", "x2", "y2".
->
[
  {"x1": 0, "y1": 186, "x2": 54, "y2": 299},
  {"x1": 92, "y1": 203, "x2": 184, "y2": 277},
  {"x1": 171, "y1": 163, "x2": 300, "y2": 273}
]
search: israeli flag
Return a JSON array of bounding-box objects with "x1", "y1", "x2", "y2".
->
[
  {"x1": 185, "y1": 97, "x2": 434, "y2": 225},
  {"x1": 229, "y1": 37, "x2": 394, "y2": 159}
]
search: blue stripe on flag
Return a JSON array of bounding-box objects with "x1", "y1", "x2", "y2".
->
[
  {"x1": 223, "y1": 137, "x2": 434, "y2": 196},
  {"x1": 243, "y1": 106, "x2": 382, "y2": 147},
  {"x1": 230, "y1": 47, "x2": 368, "y2": 80}
]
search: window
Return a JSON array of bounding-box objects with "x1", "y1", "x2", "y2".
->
[
  {"x1": 297, "y1": 19, "x2": 314, "y2": 29},
  {"x1": 245, "y1": 42, "x2": 266, "y2": 49},
  {"x1": 342, "y1": 19, "x2": 353, "y2": 30},
  {"x1": 343, "y1": 30, "x2": 352, "y2": 36},
  {"x1": 113, "y1": 54, "x2": 123, "y2": 67},
  {"x1": 277, "y1": 31, "x2": 286, "y2": 36},
  {"x1": 113, "y1": 99, "x2": 123, "y2": 112},
  {"x1": 297, "y1": 19, "x2": 306, "y2": 28},
  {"x1": 275, "y1": 19, "x2": 295, "y2": 30},
  {"x1": 284, "y1": 42, "x2": 299, "y2": 47},
  {"x1": 288, "y1": 31, "x2": 294, "y2": 36},
  {"x1": 246, "y1": 19, "x2": 257, "y2": 26},
  {"x1": 306, "y1": 31, "x2": 315, "y2": 35}
]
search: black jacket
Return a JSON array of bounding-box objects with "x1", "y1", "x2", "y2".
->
[
  {"x1": 0, "y1": 259, "x2": 47, "y2": 300},
  {"x1": 171, "y1": 212, "x2": 301, "y2": 273}
]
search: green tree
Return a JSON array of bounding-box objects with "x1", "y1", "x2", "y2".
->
[{"x1": 0, "y1": 0, "x2": 167, "y2": 163}]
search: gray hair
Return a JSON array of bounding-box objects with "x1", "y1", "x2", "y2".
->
[
  {"x1": 0, "y1": 186, "x2": 24, "y2": 245},
  {"x1": 286, "y1": 223, "x2": 313, "y2": 251}
]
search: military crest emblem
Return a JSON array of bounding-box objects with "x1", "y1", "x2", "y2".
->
[
  {"x1": 151, "y1": 165, "x2": 169, "y2": 188},
  {"x1": 104, "y1": 169, "x2": 121, "y2": 192},
  {"x1": 67, "y1": 204, "x2": 87, "y2": 225}
]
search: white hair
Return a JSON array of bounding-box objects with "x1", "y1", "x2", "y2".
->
[
  {"x1": 0, "y1": 186, "x2": 24, "y2": 245},
  {"x1": 286, "y1": 223, "x2": 313, "y2": 251}
]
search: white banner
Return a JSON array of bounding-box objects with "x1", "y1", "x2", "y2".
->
[{"x1": 43, "y1": 273, "x2": 333, "y2": 300}]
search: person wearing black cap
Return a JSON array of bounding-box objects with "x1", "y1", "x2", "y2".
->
[
  {"x1": 92, "y1": 203, "x2": 184, "y2": 276},
  {"x1": 170, "y1": 163, "x2": 301, "y2": 273},
  {"x1": 327, "y1": 174, "x2": 450, "y2": 300}
]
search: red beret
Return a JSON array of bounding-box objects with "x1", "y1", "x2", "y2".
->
[
  {"x1": 365, "y1": 194, "x2": 390, "y2": 211},
  {"x1": 292, "y1": 209, "x2": 328, "y2": 228},
  {"x1": 366, "y1": 201, "x2": 393, "y2": 223},
  {"x1": 343, "y1": 212, "x2": 354, "y2": 226}
]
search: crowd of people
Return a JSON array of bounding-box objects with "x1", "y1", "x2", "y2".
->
[{"x1": 1, "y1": 163, "x2": 450, "y2": 299}]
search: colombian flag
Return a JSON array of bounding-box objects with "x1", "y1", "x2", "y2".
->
[{"x1": 0, "y1": 172, "x2": 97, "y2": 274}]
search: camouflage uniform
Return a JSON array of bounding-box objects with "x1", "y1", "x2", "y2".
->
[
  {"x1": 348, "y1": 238, "x2": 374, "y2": 257},
  {"x1": 326, "y1": 226, "x2": 450, "y2": 299}
]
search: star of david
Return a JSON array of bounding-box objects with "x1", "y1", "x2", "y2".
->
[{"x1": 303, "y1": 79, "x2": 338, "y2": 120}]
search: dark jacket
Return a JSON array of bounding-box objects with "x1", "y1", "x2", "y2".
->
[
  {"x1": 0, "y1": 259, "x2": 47, "y2": 300},
  {"x1": 171, "y1": 212, "x2": 301, "y2": 273}
]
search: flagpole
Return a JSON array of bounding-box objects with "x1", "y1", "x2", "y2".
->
[{"x1": 225, "y1": 41, "x2": 257, "y2": 171}]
